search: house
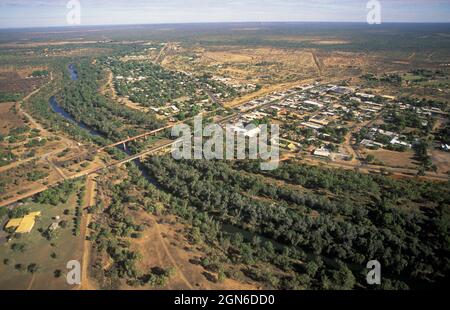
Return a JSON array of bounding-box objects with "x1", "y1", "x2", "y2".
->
[
  {"x1": 304, "y1": 100, "x2": 324, "y2": 109},
  {"x1": 310, "y1": 115, "x2": 331, "y2": 126},
  {"x1": 390, "y1": 137, "x2": 412, "y2": 148},
  {"x1": 328, "y1": 86, "x2": 353, "y2": 95},
  {"x1": 16, "y1": 216, "x2": 36, "y2": 234},
  {"x1": 361, "y1": 139, "x2": 384, "y2": 148},
  {"x1": 313, "y1": 147, "x2": 331, "y2": 158},
  {"x1": 49, "y1": 222, "x2": 60, "y2": 232},
  {"x1": 301, "y1": 122, "x2": 323, "y2": 130},
  {"x1": 227, "y1": 124, "x2": 261, "y2": 138},
  {"x1": 4, "y1": 211, "x2": 41, "y2": 234},
  {"x1": 382, "y1": 95, "x2": 396, "y2": 101},
  {"x1": 170, "y1": 105, "x2": 180, "y2": 112},
  {"x1": 356, "y1": 92, "x2": 376, "y2": 99}
]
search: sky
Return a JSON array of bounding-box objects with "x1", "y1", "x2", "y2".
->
[{"x1": 0, "y1": 0, "x2": 450, "y2": 29}]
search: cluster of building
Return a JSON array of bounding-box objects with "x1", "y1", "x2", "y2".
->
[
  {"x1": 361, "y1": 128, "x2": 412, "y2": 149},
  {"x1": 211, "y1": 76, "x2": 258, "y2": 94},
  {"x1": 228, "y1": 80, "x2": 449, "y2": 161},
  {"x1": 231, "y1": 83, "x2": 359, "y2": 159}
]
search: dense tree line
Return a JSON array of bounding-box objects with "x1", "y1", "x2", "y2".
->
[
  {"x1": 33, "y1": 180, "x2": 77, "y2": 206},
  {"x1": 140, "y1": 157, "x2": 449, "y2": 289},
  {"x1": 0, "y1": 92, "x2": 21, "y2": 103},
  {"x1": 399, "y1": 97, "x2": 448, "y2": 111}
]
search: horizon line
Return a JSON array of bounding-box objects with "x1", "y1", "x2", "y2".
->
[{"x1": 2, "y1": 20, "x2": 450, "y2": 31}]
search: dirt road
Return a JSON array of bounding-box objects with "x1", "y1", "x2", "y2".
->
[{"x1": 80, "y1": 175, "x2": 97, "y2": 290}]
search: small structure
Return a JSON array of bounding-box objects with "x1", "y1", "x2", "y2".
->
[
  {"x1": 301, "y1": 122, "x2": 323, "y2": 130},
  {"x1": 48, "y1": 222, "x2": 60, "y2": 232},
  {"x1": 361, "y1": 139, "x2": 384, "y2": 148},
  {"x1": 287, "y1": 143, "x2": 298, "y2": 152},
  {"x1": 390, "y1": 137, "x2": 412, "y2": 148},
  {"x1": 304, "y1": 100, "x2": 324, "y2": 109},
  {"x1": 328, "y1": 86, "x2": 353, "y2": 95},
  {"x1": 314, "y1": 147, "x2": 332, "y2": 159}
]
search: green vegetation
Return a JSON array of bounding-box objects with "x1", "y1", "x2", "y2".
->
[
  {"x1": 399, "y1": 97, "x2": 448, "y2": 111},
  {"x1": 26, "y1": 171, "x2": 49, "y2": 182},
  {"x1": 383, "y1": 107, "x2": 434, "y2": 133},
  {"x1": 0, "y1": 92, "x2": 21, "y2": 103},
  {"x1": 438, "y1": 124, "x2": 450, "y2": 145},
  {"x1": 11, "y1": 243, "x2": 27, "y2": 253},
  {"x1": 88, "y1": 175, "x2": 151, "y2": 289},
  {"x1": 362, "y1": 73, "x2": 402, "y2": 86},
  {"x1": 31, "y1": 70, "x2": 49, "y2": 77},
  {"x1": 59, "y1": 61, "x2": 164, "y2": 141},
  {"x1": 139, "y1": 157, "x2": 450, "y2": 289},
  {"x1": 8, "y1": 207, "x2": 31, "y2": 219},
  {"x1": 413, "y1": 140, "x2": 437, "y2": 172},
  {"x1": 137, "y1": 267, "x2": 174, "y2": 287},
  {"x1": 109, "y1": 59, "x2": 209, "y2": 106},
  {"x1": 34, "y1": 180, "x2": 77, "y2": 206}
]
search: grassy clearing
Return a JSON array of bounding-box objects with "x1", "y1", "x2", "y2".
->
[{"x1": 0, "y1": 185, "x2": 85, "y2": 289}]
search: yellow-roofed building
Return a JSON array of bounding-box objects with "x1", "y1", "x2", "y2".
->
[
  {"x1": 287, "y1": 143, "x2": 298, "y2": 152},
  {"x1": 5, "y1": 218, "x2": 23, "y2": 229},
  {"x1": 16, "y1": 216, "x2": 36, "y2": 234},
  {"x1": 4, "y1": 212, "x2": 41, "y2": 234}
]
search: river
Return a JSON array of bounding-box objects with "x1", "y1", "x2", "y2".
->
[
  {"x1": 68, "y1": 64, "x2": 78, "y2": 81},
  {"x1": 49, "y1": 63, "x2": 158, "y2": 185},
  {"x1": 49, "y1": 64, "x2": 102, "y2": 137},
  {"x1": 49, "y1": 96, "x2": 103, "y2": 137}
]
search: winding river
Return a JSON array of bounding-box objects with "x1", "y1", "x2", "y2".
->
[
  {"x1": 49, "y1": 64, "x2": 103, "y2": 137},
  {"x1": 49, "y1": 63, "x2": 157, "y2": 184}
]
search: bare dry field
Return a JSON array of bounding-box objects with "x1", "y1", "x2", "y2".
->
[
  {"x1": 0, "y1": 40, "x2": 99, "y2": 49},
  {"x1": 163, "y1": 46, "x2": 321, "y2": 85},
  {"x1": 364, "y1": 149, "x2": 418, "y2": 169},
  {"x1": 126, "y1": 210, "x2": 259, "y2": 290},
  {"x1": 0, "y1": 103, "x2": 24, "y2": 135},
  {"x1": 263, "y1": 35, "x2": 350, "y2": 45},
  {"x1": 0, "y1": 71, "x2": 47, "y2": 95},
  {"x1": 430, "y1": 149, "x2": 450, "y2": 174}
]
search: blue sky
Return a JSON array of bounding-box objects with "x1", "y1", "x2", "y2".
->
[{"x1": 1, "y1": 0, "x2": 450, "y2": 28}]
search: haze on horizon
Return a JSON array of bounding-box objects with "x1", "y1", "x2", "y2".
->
[{"x1": 0, "y1": 0, "x2": 450, "y2": 29}]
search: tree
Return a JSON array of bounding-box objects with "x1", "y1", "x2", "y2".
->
[
  {"x1": 27, "y1": 263, "x2": 40, "y2": 274},
  {"x1": 305, "y1": 261, "x2": 319, "y2": 277},
  {"x1": 366, "y1": 154, "x2": 375, "y2": 163}
]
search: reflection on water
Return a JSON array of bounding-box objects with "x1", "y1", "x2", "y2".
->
[
  {"x1": 68, "y1": 64, "x2": 78, "y2": 81},
  {"x1": 49, "y1": 96, "x2": 103, "y2": 137}
]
